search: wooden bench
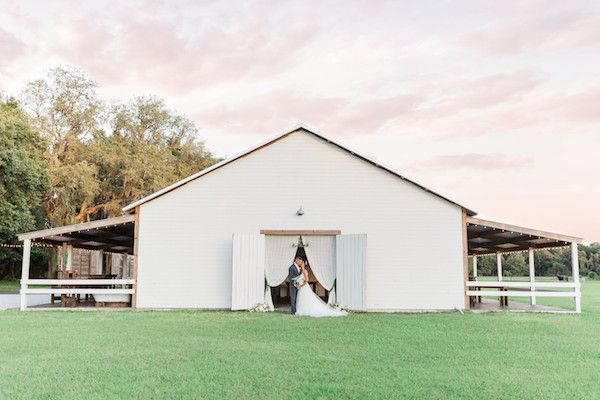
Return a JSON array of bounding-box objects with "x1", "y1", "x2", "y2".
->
[{"x1": 469, "y1": 282, "x2": 509, "y2": 307}]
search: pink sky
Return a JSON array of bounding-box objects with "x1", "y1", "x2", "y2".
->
[{"x1": 1, "y1": 0, "x2": 599, "y2": 242}]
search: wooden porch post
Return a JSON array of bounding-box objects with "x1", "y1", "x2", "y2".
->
[
  {"x1": 66, "y1": 245, "x2": 73, "y2": 271},
  {"x1": 132, "y1": 207, "x2": 140, "y2": 309},
  {"x1": 20, "y1": 239, "x2": 31, "y2": 311},
  {"x1": 98, "y1": 250, "x2": 104, "y2": 274},
  {"x1": 60, "y1": 243, "x2": 67, "y2": 275},
  {"x1": 572, "y1": 242, "x2": 581, "y2": 313},
  {"x1": 496, "y1": 252, "x2": 502, "y2": 281},
  {"x1": 529, "y1": 248, "x2": 536, "y2": 306},
  {"x1": 473, "y1": 255, "x2": 478, "y2": 279},
  {"x1": 462, "y1": 210, "x2": 469, "y2": 310}
]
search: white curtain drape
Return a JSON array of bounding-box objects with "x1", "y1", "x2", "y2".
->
[
  {"x1": 303, "y1": 235, "x2": 336, "y2": 304},
  {"x1": 264, "y1": 235, "x2": 299, "y2": 310}
]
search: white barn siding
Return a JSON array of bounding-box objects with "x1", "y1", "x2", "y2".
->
[{"x1": 136, "y1": 131, "x2": 465, "y2": 310}]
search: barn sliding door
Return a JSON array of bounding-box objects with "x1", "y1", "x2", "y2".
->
[
  {"x1": 336, "y1": 234, "x2": 367, "y2": 311},
  {"x1": 231, "y1": 233, "x2": 265, "y2": 310}
]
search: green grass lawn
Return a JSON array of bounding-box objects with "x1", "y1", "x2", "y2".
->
[
  {"x1": 1, "y1": 283, "x2": 600, "y2": 399},
  {"x1": 0, "y1": 279, "x2": 50, "y2": 292},
  {"x1": 0, "y1": 279, "x2": 20, "y2": 292}
]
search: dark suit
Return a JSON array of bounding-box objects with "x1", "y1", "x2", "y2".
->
[{"x1": 288, "y1": 263, "x2": 301, "y2": 314}]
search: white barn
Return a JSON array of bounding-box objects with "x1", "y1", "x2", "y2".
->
[{"x1": 17, "y1": 127, "x2": 583, "y2": 312}]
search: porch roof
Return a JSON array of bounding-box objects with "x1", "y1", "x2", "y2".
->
[
  {"x1": 467, "y1": 217, "x2": 583, "y2": 256},
  {"x1": 17, "y1": 215, "x2": 135, "y2": 254}
]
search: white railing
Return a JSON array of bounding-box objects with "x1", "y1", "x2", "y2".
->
[
  {"x1": 466, "y1": 281, "x2": 580, "y2": 300},
  {"x1": 25, "y1": 279, "x2": 134, "y2": 286},
  {"x1": 466, "y1": 281, "x2": 579, "y2": 289},
  {"x1": 467, "y1": 290, "x2": 579, "y2": 298},
  {"x1": 20, "y1": 279, "x2": 135, "y2": 309}
]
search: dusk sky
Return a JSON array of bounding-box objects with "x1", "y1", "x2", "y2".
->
[{"x1": 1, "y1": 0, "x2": 599, "y2": 241}]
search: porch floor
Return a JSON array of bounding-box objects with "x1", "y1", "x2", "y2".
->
[
  {"x1": 25, "y1": 299, "x2": 573, "y2": 313},
  {"x1": 470, "y1": 298, "x2": 573, "y2": 313},
  {"x1": 28, "y1": 299, "x2": 131, "y2": 311}
]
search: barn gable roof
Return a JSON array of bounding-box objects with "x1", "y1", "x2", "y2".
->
[{"x1": 122, "y1": 126, "x2": 477, "y2": 215}]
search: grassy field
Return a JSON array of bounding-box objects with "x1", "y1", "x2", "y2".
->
[
  {"x1": 1, "y1": 282, "x2": 599, "y2": 399},
  {"x1": 0, "y1": 279, "x2": 20, "y2": 292}
]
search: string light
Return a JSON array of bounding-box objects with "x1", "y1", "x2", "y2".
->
[
  {"x1": 0, "y1": 243, "x2": 54, "y2": 249},
  {"x1": 471, "y1": 245, "x2": 570, "y2": 257}
]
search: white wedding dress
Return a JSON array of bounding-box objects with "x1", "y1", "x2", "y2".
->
[{"x1": 295, "y1": 284, "x2": 348, "y2": 317}]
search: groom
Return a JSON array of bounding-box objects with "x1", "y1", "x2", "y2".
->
[{"x1": 288, "y1": 255, "x2": 305, "y2": 315}]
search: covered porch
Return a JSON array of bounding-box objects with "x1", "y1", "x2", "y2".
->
[
  {"x1": 17, "y1": 215, "x2": 137, "y2": 310},
  {"x1": 466, "y1": 217, "x2": 583, "y2": 313}
]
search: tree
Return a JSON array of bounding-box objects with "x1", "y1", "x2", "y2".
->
[
  {"x1": 0, "y1": 97, "x2": 49, "y2": 278},
  {"x1": 20, "y1": 68, "x2": 220, "y2": 223},
  {"x1": 503, "y1": 253, "x2": 528, "y2": 276},
  {"x1": 21, "y1": 66, "x2": 101, "y2": 225},
  {"x1": 21, "y1": 66, "x2": 101, "y2": 162},
  {"x1": 471, "y1": 244, "x2": 600, "y2": 280},
  {"x1": 474, "y1": 254, "x2": 496, "y2": 276},
  {"x1": 82, "y1": 96, "x2": 219, "y2": 220}
]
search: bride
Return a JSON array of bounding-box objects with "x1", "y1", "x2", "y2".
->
[{"x1": 294, "y1": 258, "x2": 348, "y2": 318}]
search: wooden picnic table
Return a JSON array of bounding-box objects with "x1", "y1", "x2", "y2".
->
[
  {"x1": 50, "y1": 273, "x2": 117, "y2": 306},
  {"x1": 470, "y1": 283, "x2": 509, "y2": 306}
]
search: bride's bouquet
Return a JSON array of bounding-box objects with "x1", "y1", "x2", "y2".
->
[{"x1": 291, "y1": 274, "x2": 307, "y2": 288}]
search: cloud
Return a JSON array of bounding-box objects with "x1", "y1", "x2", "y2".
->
[
  {"x1": 194, "y1": 89, "x2": 425, "y2": 135},
  {"x1": 2, "y1": 0, "x2": 598, "y2": 145},
  {"x1": 194, "y1": 70, "x2": 545, "y2": 138},
  {"x1": 418, "y1": 71, "x2": 543, "y2": 118},
  {"x1": 414, "y1": 79, "x2": 600, "y2": 141},
  {"x1": 410, "y1": 153, "x2": 534, "y2": 171},
  {"x1": 544, "y1": 86, "x2": 600, "y2": 124},
  {"x1": 48, "y1": 2, "x2": 322, "y2": 95},
  {"x1": 456, "y1": 5, "x2": 600, "y2": 55},
  {"x1": 0, "y1": 27, "x2": 26, "y2": 68}
]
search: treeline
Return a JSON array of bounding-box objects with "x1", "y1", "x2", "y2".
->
[
  {"x1": 0, "y1": 67, "x2": 220, "y2": 279},
  {"x1": 473, "y1": 243, "x2": 600, "y2": 279}
]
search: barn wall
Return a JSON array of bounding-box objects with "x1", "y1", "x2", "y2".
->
[{"x1": 136, "y1": 131, "x2": 465, "y2": 310}]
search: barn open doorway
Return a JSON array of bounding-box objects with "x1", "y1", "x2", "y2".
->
[
  {"x1": 233, "y1": 231, "x2": 365, "y2": 312},
  {"x1": 270, "y1": 237, "x2": 329, "y2": 310}
]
